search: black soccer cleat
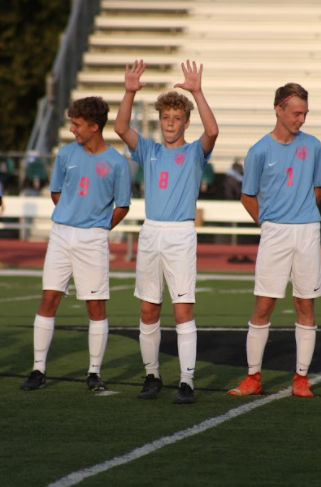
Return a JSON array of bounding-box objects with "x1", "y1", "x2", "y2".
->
[
  {"x1": 20, "y1": 370, "x2": 46, "y2": 391},
  {"x1": 86, "y1": 373, "x2": 107, "y2": 391},
  {"x1": 137, "y1": 374, "x2": 163, "y2": 399},
  {"x1": 173, "y1": 383, "x2": 195, "y2": 404}
]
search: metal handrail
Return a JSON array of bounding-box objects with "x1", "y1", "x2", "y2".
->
[{"x1": 27, "y1": 0, "x2": 100, "y2": 155}]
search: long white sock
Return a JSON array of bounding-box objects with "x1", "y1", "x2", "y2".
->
[
  {"x1": 33, "y1": 314, "x2": 55, "y2": 374},
  {"x1": 246, "y1": 322, "x2": 270, "y2": 375},
  {"x1": 88, "y1": 319, "x2": 108, "y2": 375},
  {"x1": 139, "y1": 320, "x2": 161, "y2": 378},
  {"x1": 295, "y1": 323, "x2": 317, "y2": 376},
  {"x1": 176, "y1": 320, "x2": 197, "y2": 389}
]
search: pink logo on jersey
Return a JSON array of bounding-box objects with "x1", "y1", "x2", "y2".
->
[
  {"x1": 175, "y1": 152, "x2": 186, "y2": 165},
  {"x1": 296, "y1": 146, "x2": 308, "y2": 161},
  {"x1": 96, "y1": 161, "x2": 110, "y2": 177}
]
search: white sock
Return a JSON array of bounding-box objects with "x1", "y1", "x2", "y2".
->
[
  {"x1": 139, "y1": 320, "x2": 161, "y2": 378},
  {"x1": 295, "y1": 323, "x2": 317, "y2": 376},
  {"x1": 88, "y1": 319, "x2": 108, "y2": 375},
  {"x1": 33, "y1": 314, "x2": 55, "y2": 374},
  {"x1": 176, "y1": 320, "x2": 197, "y2": 389},
  {"x1": 246, "y1": 322, "x2": 270, "y2": 375}
]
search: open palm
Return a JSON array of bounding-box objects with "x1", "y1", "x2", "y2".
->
[
  {"x1": 125, "y1": 60, "x2": 147, "y2": 92},
  {"x1": 174, "y1": 60, "x2": 203, "y2": 93}
]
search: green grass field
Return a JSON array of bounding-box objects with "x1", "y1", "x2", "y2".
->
[{"x1": 1, "y1": 270, "x2": 321, "y2": 487}]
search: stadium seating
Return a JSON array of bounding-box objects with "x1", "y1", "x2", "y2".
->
[{"x1": 56, "y1": 0, "x2": 321, "y2": 173}]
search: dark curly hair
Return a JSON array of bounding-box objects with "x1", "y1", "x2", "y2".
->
[{"x1": 67, "y1": 97, "x2": 110, "y2": 131}]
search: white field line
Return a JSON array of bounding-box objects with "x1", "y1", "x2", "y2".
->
[
  {"x1": 0, "y1": 295, "x2": 41, "y2": 303},
  {"x1": 0, "y1": 269, "x2": 255, "y2": 281},
  {"x1": 1, "y1": 285, "x2": 250, "y2": 303},
  {"x1": 47, "y1": 374, "x2": 321, "y2": 487},
  {"x1": 0, "y1": 285, "x2": 134, "y2": 303}
]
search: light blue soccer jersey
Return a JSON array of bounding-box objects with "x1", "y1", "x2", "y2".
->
[
  {"x1": 50, "y1": 142, "x2": 131, "y2": 229},
  {"x1": 242, "y1": 132, "x2": 321, "y2": 224},
  {"x1": 129, "y1": 135, "x2": 211, "y2": 221},
  {"x1": 0, "y1": 183, "x2": 2, "y2": 197}
]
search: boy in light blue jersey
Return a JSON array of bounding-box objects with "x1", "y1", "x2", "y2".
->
[
  {"x1": 228, "y1": 83, "x2": 321, "y2": 398},
  {"x1": 21, "y1": 97, "x2": 131, "y2": 392},
  {"x1": 115, "y1": 60, "x2": 219, "y2": 404}
]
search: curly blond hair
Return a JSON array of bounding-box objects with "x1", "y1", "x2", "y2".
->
[{"x1": 155, "y1": 91, "x2": 194, "y2": 120}]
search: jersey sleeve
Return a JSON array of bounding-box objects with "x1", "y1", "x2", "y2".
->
[
  {"x1": 113, "y1": 157, "x2": 132, "y2": 208},
  {"x1": 129, "y1": 135, "x2": 154, "y2": 167},
  {"x1": 198, "y1": 137, "x2": 212, "y2": 171},
  {"x1": 313, "y1": 140, "x2": 321, "y2": 187},
  {"x1": 49, "y1": 152, "x2": 66, "y2": 193},
  {"x1": 242, "y1": 148, "x2": 264, "y2": 196}
]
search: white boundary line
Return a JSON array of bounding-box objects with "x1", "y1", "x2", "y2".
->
[
  {"x1": 0, "y1": 269, "x2": 255, "y2": 281},
  {"x1": 47, "y1": 375, "x2": 321, "y2": 487}
]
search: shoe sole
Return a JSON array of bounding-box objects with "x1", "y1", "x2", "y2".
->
[
  {"x1": 173, "y1": 396, "x2": 195, "y2": 404},
  {"x1": 228, "y1": 386, "x2": 262, "y2": 396},
  {"x1": 137, "y1": 386, "x2": 162, "y2": 399},
  {"x1": 292, "y1": 389, "x2": 314, "y2": 397},
  {"x1": 20, "y1": 384, "x2": 45, "y2": 391},
  {"x1": 88, "y1": 385, "x2": 107, "y2": 391}
]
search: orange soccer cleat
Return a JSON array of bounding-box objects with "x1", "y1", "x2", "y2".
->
[
  {"x1": 292, "y1": 373, "x2": 314, "y2": 397},
  {"x1": 228, "y1": 372, "x2": 262, "y2": 396}
]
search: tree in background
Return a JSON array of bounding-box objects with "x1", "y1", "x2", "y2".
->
[{"x1": 0, "y1": 0, "x2": 71, "y2": 151}]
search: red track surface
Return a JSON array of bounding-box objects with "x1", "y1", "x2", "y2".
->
[{"x1": 0, "y1": 239, "x2": 257, "y2": 273}]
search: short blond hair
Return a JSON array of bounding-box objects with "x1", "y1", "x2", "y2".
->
[{"x1": 155, "y1": 91, "x2": 194, "y2": 120}]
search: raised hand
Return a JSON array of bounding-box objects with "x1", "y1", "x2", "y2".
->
[
  {"x1": 174, "y1": 60, "x2": 203, "y2": 94},
  {"x1": 125, "y1": 60, "x2": 147, "y2": 93}
]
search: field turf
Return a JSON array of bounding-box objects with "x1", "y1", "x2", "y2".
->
[{"x1": 1, "y1": 271, "x2": 321, "y2": 487}]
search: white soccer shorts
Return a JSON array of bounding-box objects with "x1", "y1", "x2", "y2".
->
[
  {"x1": 255, "y1": 221, "x2": 321, "y2": 299},
  {"x1": 134, "y1": 219, "x2": 197, "y2": 304},
  {"x1": 43, "y1": 223, "x2": 110, "y2": 300}
]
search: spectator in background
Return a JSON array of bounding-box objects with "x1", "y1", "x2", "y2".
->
[
  {"x1": 224, "y1": 157, "x2": 243, "y2": 200},
  {"x1": 224, "y1": 157, "x2": 254, "y2": 264},
  {"x1": 0, "y1": 155, "x2": 16, "y2": 194},
  {"x1": 199, "y1": 162, "x2": 215, "y2": 198},
  {"x1": 133, "y1": 165, "x2": 145, "y2": 197},
  {"x1": 22, "y1": 151, "x2": 49, "y2": 196}
]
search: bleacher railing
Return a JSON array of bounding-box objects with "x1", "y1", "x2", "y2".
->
[{"x1": 27, "y1": 0, "x2": 101, "y2": 155}]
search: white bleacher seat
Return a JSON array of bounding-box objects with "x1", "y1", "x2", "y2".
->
[
  {"x1": 55, "y1": 0, "x2": 321, "y2": 174},
  {"x1": 94, "y1": 17, "x2": 186, "y2": 31},
  {"x1": 100, "y1": 1, "x2": 192, "y2": 13}
]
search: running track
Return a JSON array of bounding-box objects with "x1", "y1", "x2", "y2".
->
[{"x1": 0, "y1": 239, "x2": 257, "y2": 272}]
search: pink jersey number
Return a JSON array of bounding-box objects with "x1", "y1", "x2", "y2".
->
[
  {"x1": 159, "y1": 171, "x2": 169, "y2": 189},
  {"x1": 78, "y1": 177, "x2": 89, "y2": 195},
  {"x1": 286, "y1": 168, "x2": 293, "y2": 186}
]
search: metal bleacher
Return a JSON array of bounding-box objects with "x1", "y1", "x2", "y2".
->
[{"x1": 57, "y1": 0, "x2": 321, "y2": 173}]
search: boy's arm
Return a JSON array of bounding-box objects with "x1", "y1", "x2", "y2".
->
[
  {"x1": 241, "y1": 193, "x2": 260, "y2": 225},
  {"x1": 314, "y1": 187, "x2": 321, "y2": 206},
  {"x1": 51, "y1": 192, "x2": 61, "y2": 206},
  {"x1": 174, "y1": 60, "x2": 219, "y2": 157},
  {"x1": 114, "y1": 60, "x2": 147, "y2": 152},
  {"x1": 111, "y1": 206, "x2": 130, "y2": 229}
]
